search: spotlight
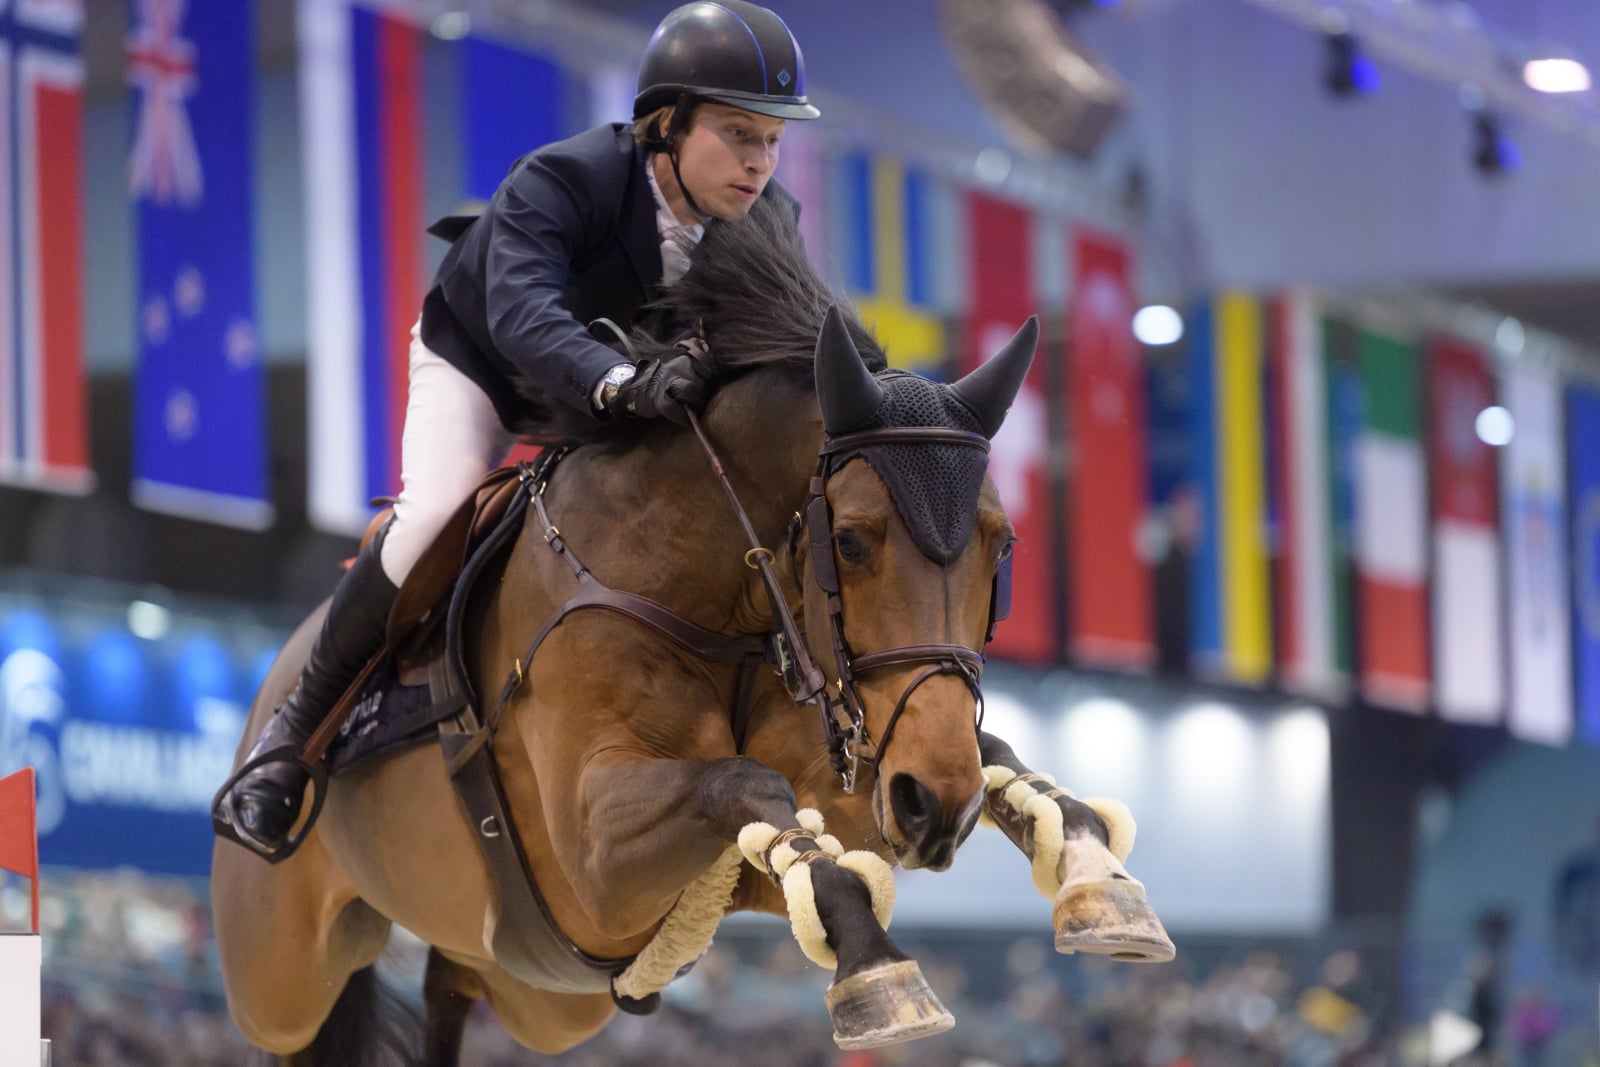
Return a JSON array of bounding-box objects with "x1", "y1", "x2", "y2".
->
[
  {"x1": 1324, "y1": 33, "x2": 1379, "y2": 97},
  {"x1": 1472, "y1": 111, "x2": 1520, "y2": 175},
  {"x1": 1524, "y1": 57, "x2": 1591, "y2": 94}
]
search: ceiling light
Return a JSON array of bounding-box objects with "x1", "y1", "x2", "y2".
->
[
  {"x1": 1133, "y1": 304, "x2": 1184, "y2": 345},
  {"x1": 1523, "y1": 58, "x2": 1591, "y2": 94},
  {"x1": 1325, "y1": 33, "x2": 1380, "y2": 97},
  {"x1": 1472, "y1": 111, "x2": 1520, "y2": 175},
  {"x1": 1475, "y1": 406, "x2": 1514, "y2": 447}
]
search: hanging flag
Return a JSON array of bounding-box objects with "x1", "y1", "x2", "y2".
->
[
  {"x1": 462, "y1": 35, "x2": 565, "y2": 203},
  {"x1": 1269, "y1": 293, "x2": 1345, "y2": 700},
  {"x1": 838, "y1": 153, "x2": 946, "y2": 373},
  {"x1": 1352, "y1": 328, "x2": 1429, "y2": 713},
  {"x1": 0, "y1": 0, "x2": 90, "y2": 493},
  {"x1": 302, "y1": 0, "x2": 425, "y2": 535},
  {"x1": 0, "y1": 767, "x2": 37, "y2": 932},
  {"x1": 1503, "y1": 364, "x2": 1572, "y2": 745},
  {"x1": 1570, "y1": 383, "x2": 1600, "y2": 747},
  {"x1": 965, "y1": 191, "x2": 1054, "y2": 664},
  {"x1": 774, "y1": 121, "x2": 826, "y2": 270},
  {"x1": 1065, "y1": 229, "x2": 1151, "y2": 668},
  {"x1": 1187, "y1": 295, "x2": 1272, "y2": 684},
  {"x1": 1428, "y1": 336, "x2": 1503, "y2": 725},
  {"x1": 128, "y1": 0, "x2": 269, "y2": 529},
  {"x1": 1325, "y1": 323, "x2": 1361, "y2": 690}
]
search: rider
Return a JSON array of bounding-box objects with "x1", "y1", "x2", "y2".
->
[{"x1": 217, "y1": 0, "x2": 819, "y2": 859}]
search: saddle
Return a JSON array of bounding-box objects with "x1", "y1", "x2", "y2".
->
[{"x1": 321, "y1": 464, "x2": 526, "y2": 774}]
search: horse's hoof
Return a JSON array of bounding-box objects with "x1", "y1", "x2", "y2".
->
[
  {"x1": 825, "y1": 959, "x2": 955, "y2": 1050},
  {"x1": 1053, "y1": 876, "x2": 1175, "y2": 962}
]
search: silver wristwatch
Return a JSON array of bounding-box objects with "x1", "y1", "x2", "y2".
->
[{"x1": 595, "y1": 363, "x2": 637, "y2": 412}]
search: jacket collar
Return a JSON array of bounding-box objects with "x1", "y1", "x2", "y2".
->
[{"x1": 622, "y1": 129, "x2": 665, "y2": 298}]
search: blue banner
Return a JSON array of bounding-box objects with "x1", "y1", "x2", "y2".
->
[
  {"x1": 0, "y1": 602, "x2": 279, "y2": 877},
  {"x1": 1571, "y1": 384, "x2": 1600, "y2": 746},
  {"x1": 462, "y1": 35, "x2": 566, "y2": 201},
  {"x1": 1185, "y1": 301, "x2": 1220, "y2": 671},
  {"x1": 130, "y1": 0, "x2": 269, "y2": 529}
]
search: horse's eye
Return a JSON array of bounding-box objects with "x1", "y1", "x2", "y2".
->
[
  {"x1": 998, "y1": 539, "x2": 1015, "y2": 563},
  {"x1": 835, "y1": 531, "x2": 870, "y2": 566}
]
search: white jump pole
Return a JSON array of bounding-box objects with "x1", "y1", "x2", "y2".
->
[
  {"x1": 0, "y1": 768, "x2": 45, "y2": 1065},
  {"x1": 0, "y1": 932, "x2": 41, "y2": 1066}
]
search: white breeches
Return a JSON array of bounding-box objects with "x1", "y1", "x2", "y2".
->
[{"x1": 379, "y1": 321, "x2": 516, "y2": 586}]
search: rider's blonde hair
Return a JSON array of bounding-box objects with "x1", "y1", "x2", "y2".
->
[{"x1": 632, "y1": 105, "x2": 679, "y2": 147}]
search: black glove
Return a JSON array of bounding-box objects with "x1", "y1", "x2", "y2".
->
[{"x1": 610, "y1": 345, "x2": 713, "y2": 424}]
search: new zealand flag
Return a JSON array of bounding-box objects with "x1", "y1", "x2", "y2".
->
[{"x1": 130, "y1": 0, "x2": 270, "y2": 528}]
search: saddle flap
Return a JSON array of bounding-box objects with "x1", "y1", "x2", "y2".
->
[{"x1": 387, "y1": 465, "x2": 523, "y2": 648}]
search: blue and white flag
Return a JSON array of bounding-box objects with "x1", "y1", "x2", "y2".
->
[
  {"x1": 1503, "y1": 364, "x2": 1572, "y2": 746},
  {"x1": 129, "y1": 0, "x2": 269, "y2": 528},
  {"x1": 1570, "y1": 383, "x2": 1600, "y2": 747}
]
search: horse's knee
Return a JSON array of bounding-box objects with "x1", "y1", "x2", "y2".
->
[{"x1": 698, "y1": 756, "x2": 797, "y2": 839}]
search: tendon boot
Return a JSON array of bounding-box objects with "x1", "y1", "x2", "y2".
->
[{"x1": 214, "y1": 529, "x2": 399, "y2": 861}]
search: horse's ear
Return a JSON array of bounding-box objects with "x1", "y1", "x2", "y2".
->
[
  {"x1": 815, "y1": 304, "x2": 885, "y2": 434},
  {"x1": 949, "y1": 316, "x2": 1039, "y2": 439}
]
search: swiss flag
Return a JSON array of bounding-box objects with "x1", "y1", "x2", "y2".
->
[
  {"x1": 963, "y1": 192, "x2": 1055, "y2": 663},
  {"x1": 0, "y1": 768, "x2": 38, "y2": 933}
]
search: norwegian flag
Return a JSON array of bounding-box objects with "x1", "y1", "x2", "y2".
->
[
  {"x1": 128, "y1": 0, "x2": 268, "y2": 527},
  {"x1": 0, "y1": 0, "x2": 92, "y2": 492}
]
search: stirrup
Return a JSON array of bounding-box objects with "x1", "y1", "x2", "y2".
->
[{"x1": 211, "y1": 742, "x2": 331, "y2": 865}]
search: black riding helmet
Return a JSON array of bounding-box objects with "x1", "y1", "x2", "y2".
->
[{"x1": 634, "y1": 1, "x2": 820, "y2": 122}]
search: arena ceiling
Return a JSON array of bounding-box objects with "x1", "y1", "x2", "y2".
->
[{"x1": 77, "y1": 0, "x2": 1600, "y2": 357}]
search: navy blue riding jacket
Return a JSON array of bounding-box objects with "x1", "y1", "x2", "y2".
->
[{"x1": 421, "y1": 123, "x2": 797, "y2": 430}]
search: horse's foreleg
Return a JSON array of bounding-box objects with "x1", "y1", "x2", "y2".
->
[
  {"x1": 706, "y1": 758, "x2": 954, "y2": 1049},
  {"x1": 422, "y1": 949, "x2": 484, "y2": 1067},
  {"x1": 977, "y1": 731, "x2": 1175, "y2": 963},
  {"x1": 581, "y1": 755, "x2": 952, "y2": 1049}
]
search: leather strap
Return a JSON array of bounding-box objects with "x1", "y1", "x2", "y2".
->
[{"x1": 439, "y1": 727, "x2": 628, "y2": 993}]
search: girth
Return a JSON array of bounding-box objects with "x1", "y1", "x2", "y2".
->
[{"x1": 436, "y1": 449, "x2": 768, "y2": 996}]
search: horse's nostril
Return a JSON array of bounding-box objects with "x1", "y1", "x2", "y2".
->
[{"x1": 889, "y1": 773, "x2": 939, "y2": 844}]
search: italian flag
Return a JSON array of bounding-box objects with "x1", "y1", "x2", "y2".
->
[{"x1": 1354, "y1": 329, "x2": 1429, "y2": 712}]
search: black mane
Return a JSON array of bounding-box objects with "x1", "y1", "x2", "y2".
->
[{"x1": 511, "y1": 196, "x2": 885, "y2": 444}]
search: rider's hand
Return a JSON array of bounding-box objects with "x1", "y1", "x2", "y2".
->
[{"x1": 609, "y1": 342, "x2": 713, "y2": 424}]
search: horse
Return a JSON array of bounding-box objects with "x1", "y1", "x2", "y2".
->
[{"x1": 211, "y1": 197, "x2": 1172, "y2": 1065}]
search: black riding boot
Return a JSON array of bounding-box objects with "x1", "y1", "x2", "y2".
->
[{"x1": 219, "y1": 529, "x2": 399, "y2": 858}]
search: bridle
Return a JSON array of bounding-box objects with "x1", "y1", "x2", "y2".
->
[{"x1": 689, "y1": 414, "x2": 1010, "y2": 794}]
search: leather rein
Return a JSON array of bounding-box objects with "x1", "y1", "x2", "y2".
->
[{"x1": 685, "y1": 413, "x2": 989, "y2": 794}]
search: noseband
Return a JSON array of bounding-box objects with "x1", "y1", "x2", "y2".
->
[{"x1": 691, "y1": 416, "x2": 991, "y2": 794}]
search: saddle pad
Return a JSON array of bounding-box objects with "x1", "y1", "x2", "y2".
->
[{"x1": 326, "y1": 653, "x2": 462, "y2": 775}]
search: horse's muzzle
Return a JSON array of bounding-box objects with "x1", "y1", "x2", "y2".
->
[{"x1": 884, "y1": 772, "x2": 983, "y2": 872}]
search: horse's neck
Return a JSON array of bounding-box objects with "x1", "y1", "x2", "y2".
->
[{"x1": 562, "y1": 371, "x2": 817, "y2": 634}]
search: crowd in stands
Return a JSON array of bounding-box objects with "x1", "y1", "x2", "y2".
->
[{"x1": 9, "y1": 872, "x2": 1598, "y2": 1066}]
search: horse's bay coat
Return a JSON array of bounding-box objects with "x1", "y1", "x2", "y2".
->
[{"x1": 213, "y1": 198, "x2": 1170, "y2": 1065}]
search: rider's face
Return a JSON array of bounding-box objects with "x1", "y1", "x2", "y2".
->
[{"x1": 661, "y1": 103, "x2": 785, "y2": 223}]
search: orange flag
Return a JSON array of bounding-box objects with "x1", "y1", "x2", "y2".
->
[{"x1": 0, "y1": 768, "x2": 39, "y2": 933}]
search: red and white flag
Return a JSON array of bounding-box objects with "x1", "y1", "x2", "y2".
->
[
  {"x1": 0, "y1": 767, "x2": 38, "y2": 932},
  {"x1": 963, "y1": 192, "x2": 1054, "y2": 663},
  {"x1": 1428, "y1": 337, "x2": 1503, "y2": 725},
  {"x1": 0, "y1": 0, "x2": 91, "y2": 492},
  {"x1": 1066, "y1": 229, "x2": 1152, "y2": 668}
]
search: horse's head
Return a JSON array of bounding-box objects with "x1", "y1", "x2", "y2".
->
[{"x1": 799, "y1": 306, "x2": 1037, "y2": 871}]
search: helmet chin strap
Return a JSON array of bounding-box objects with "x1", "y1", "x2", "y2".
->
[{"x1": 660, "y1": 92, "x2": 709, "y2": 223}]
